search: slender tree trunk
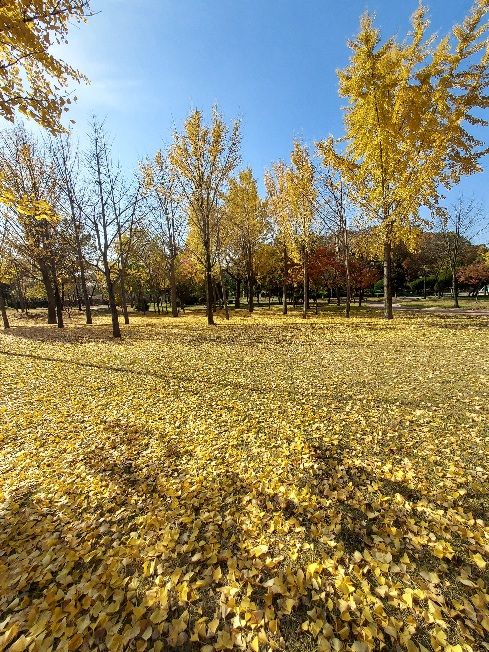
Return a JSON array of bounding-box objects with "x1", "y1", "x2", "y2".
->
[
  {"x1": 282, "y1": 244, "x2": 288, "y2": 315},
  {"x1": 104, "y1": 263, "x2": 121, "y2": 338},
  {"x1": 358, "y1": 290, "x2": 364, "y2": 307},
  {"x1": 234, "y1": 278, "x2": 241, "y2": 308},
  {"x1": 302, "y1": 246, "x2": 308, "y2": 319},
  {"x1": 383, "y1": 238, "x2": 393, "y2": 320},
  {"x1": 344, "y1": 232, "x2": 351, "y2": 319},
  {"x1": 248, "y1": 268, "x2": 254, "y2": 313},
  {"x1": 119, "y1": 262, "x2": 129, "y2": 325},
  {"x1": 74, "y1": 276, "x2": 82, "y2": 311},
  {"x1": 204, "y1": 242, "x2": 215, "y2": 325},
  {"x1": 52, "y1": 268, "x2": 64, "y2": 329},
  {"x1": 452, "y1": 267, "x2": 459, "y2": 308},
  {"x1": 0, "y1": 291, "x2": 9, "y2": 329},
  {"x1": 219, "y1": 266, "x2": 229, "y2": 320},
  {"x1": 40, "y1": 263, "x2": 57, "y2": 324},
  {"x1": 169, "y1": 257, "x2": 178, "y2": 317}
]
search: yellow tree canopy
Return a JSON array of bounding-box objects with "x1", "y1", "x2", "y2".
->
[
  {"x1": 0, "y1": 0, "x2": 91, "y2": 133},
  {"x1": 224, "y1": 168, "x2": 268, "y2": 259},
  {"x1": 318, "y1": 1, "x2": 489, "y2": 248}
]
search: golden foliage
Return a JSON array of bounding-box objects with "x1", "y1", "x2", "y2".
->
[
  {"x1": 0, "y1": 0, "x2": 91, "y2": 132},
  {"x1": 0, "y1": 311, "x2": 488, "y2": 651}
]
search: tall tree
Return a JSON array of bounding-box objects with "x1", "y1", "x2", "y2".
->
[
  {"x1": 170, "y1": 108, "x2": 241, "y2": 325},
  {"x1": 265, "y1": 162, "x2": 295, "y2": 316},
  {"x1": 84, "y1": 121, "x2": 139, "y2": 338},
  {"x1": 0, "y1": 1, "x2": 92, "y2": 133},
  {"x1": 50, "y1": 134, "x2": 93, "y2": 324},
  {"x1": 224, "y1": 168, "x2": 267, "y2": 313},
  {"x1": 141, "y1": 149, "x2": 184, "y2": 318},
  {"x1": 285, "y1": 143, "x2": 316, "y2": 319},
  {"x1": 318, "y1": 1, "x2": 489, "y2": 319},
  {"x1": 0, "y1": 126, "x2": 64, "y2": 326},
  {"x1": 316, "y1": 166, "x2": 352, "y2": 317}
]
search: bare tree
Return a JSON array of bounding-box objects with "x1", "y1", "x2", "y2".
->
[
  {"x1": 316, "y1": 166, "x2": 352, "y2": 317},
  {"x1": 84, "y1": 120, "x2": 140, "y2": 338},
  {"x1": 438, "y1": 197, "x2": 483, "y2": 308},
  {"x1": 50, "y1": 134, "x2": 93, "y2": 324},
  {"x1": 141, "y1": 149, "x2": 184, "y2": 318}
]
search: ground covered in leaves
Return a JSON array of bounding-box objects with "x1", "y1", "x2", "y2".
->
[{"x1": 0, "y1": 309, "x2": 488, "y2": 652}]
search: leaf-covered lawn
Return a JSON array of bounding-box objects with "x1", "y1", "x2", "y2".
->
[{"x1": 0, "y1": 311, "x2": 488, "y2": 652}]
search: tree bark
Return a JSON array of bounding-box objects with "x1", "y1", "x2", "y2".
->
[
  {"x1": 204, "y1": 242, "x2": 215, "y2": 325},
  {"x1": 0, "y1": 291, "x2": 10, "y2": 329},
  {"x1": 248, "y1": 269, "x2": 254, "y2": 313},
  {"x1": 452, "y1": 267, "x2": 459, "y2": 308},
  {"x1": 104, "y1": 264, "x2": 121, "y2": 338},
  {"x1": 40, "y1": 263, "x2": 57, "y2": 324},
  {"x1": 383, "y1": 238, "x2": 394, "y2": 319},
  {"x1": 169, "y1": 257, "x2": 178, "y2": 317},
  {"x1": 282, "y1": 244, "x2": 288, "y2": 315},
  {"x1": 119, "y1": 263, "x2": 130, "y2": 325},
  {"x1": 302, "y1": 246, "x2": 308, "y2": 319}
]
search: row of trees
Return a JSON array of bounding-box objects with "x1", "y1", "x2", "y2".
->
[
  {"x1": 0, "y1": 115, "x2": 488, "y2": 335},
  {"x1": 1, "y1": 1, "x2": 489, "y2": 334}
]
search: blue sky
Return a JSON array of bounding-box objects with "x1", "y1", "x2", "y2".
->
[{"x1": 34, "y1": 0, "x2": 489, "y2": 237}]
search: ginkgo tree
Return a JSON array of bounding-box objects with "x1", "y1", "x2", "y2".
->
[
  {"x1": 0, "y1": 0, "x2": 92, "y2": 133},
  {"x1": 170, "y1": 108, "x2": 241, "y2": 325},
  {"x1": 265, "y1": 161, "x2": 295, "y2": 315},
  {"x1": 318, "y1": 1, "x2": 489, "y2": 319},
  {"x1": 224, "y1": 168, "x2": 268, "y2": 313},
  {"x1": 285, "y1": 142, "x2": 316, "y2": 319}
]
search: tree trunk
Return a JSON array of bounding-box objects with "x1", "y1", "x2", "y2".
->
[
  {"x1": 204, "y1": 242, "x2": 215, "y2": 325},
  {"x1": 40, "y1": 263, "x2": 57, "y2": 324},
  {"x1": 119, "y1": 263, "x2": 129, "y2": 325},
  {"x1": 248, "y1": 271, "x2": 254, "y2": 313},
  {"x1": 344, "y1": 234, "x2": 351, "y2": 319},
  {"x1": 53, "y1": 272, "x2": 64, "y2": 329},
  {"x1": 169, "y1": 257, "x2": 178, "y2": 317},
  {"x1": 282, "y1": 244, "x2": 288, "y2": 315},
  {"x1": 234, "y1": 278, "x2": 241, "y2": 308},
  {"x1": 302, "y1": 247, "x2": 308, "y2": 319},
  {"x1": 358, "y1": 290, "x2": 364, "y2": 308},
  {"x1": 383, "y1": 239, "x2": 393, "y2": 319},
  {"x1": 105, "y1": 266, "x2": 121, "y2": 337},
  {"x1": 452, "y1": 267, "x2": 459, "y2": 308},
  {"x1": 0, "y1": 291, "x2": 9, "y2": 329},
  {"x1": 315, "y1": 293, "x2": 318, "y2": 315},
  {"x1": 74, "y1": 276, "x2": 82, "y2": 311}
]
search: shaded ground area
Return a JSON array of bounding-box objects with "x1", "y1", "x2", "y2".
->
[{"x1": 0, "y1": 310, "x2": 488, "y2": 651}]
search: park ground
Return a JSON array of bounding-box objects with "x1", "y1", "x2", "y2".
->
[{"x1": 0, "y1": 309, "x2": 488, "y2": 652}]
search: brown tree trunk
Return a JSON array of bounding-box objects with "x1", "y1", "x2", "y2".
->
[
  {"x1": 234, "y1": 278, "x2": 241, "y2": 308},
  {"x1": 204, "y1": 242, "x2": 214, "y2": 325},
  {"x1": 105, "y1": 266, "x2": 121, "y2": 337},
  {"x1": 0, "y1": 291, "x2": 9, "y2": 329},
  {"x1": 248, "y1": 269, "x2": 254, "y2": 313},
  {"x1": 302, "y1": 247, "x2": 308, "y2": 319},
  {"x1": 170, "y1": 257, "x2": 178, "y2": 317},
  {"x1": 452, "y1": 267, "x2": 459, "y2": 308},
  {"x1": 52, "y1": 265, "x2": 64, "y2": 329},
  {"x1": 282, "y1": 244, "x2": 288, "y2": 315},
  {"x1": 383, "y1": 238, "x2": 393, "y2": 319},
  {"x1": 40, "y1": 263, "x2": 57, "y2": 324}
]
